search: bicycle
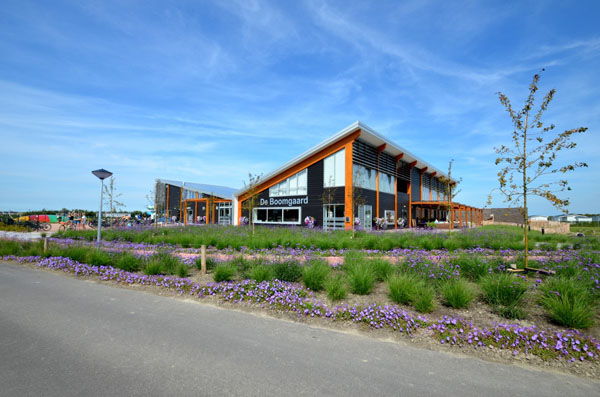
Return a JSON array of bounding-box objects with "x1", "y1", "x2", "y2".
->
[{"x1": 58, "y1": 221, "x2": 75, "y2": 231}]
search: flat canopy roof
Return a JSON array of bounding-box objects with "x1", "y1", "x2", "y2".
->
[
  {"x1": 159, "y1": 179, "x2": 237, "y2": 200},
  {"x1": 235, "y1": 121, "x2": 456, "y2": 197}
]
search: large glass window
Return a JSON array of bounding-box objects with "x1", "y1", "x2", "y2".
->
[
  {"x1": 269, "y1": 169, "x2": 308, "y2": 197},
  {"x1": 324, "y1": 149, "x2": 345, "y2": 187},
  {"x1": 353, "y1": 164, "x2": 376, "y2": 190},
  {"x1": 253, "y1": 207, "x2": 302, "y2": 225},
  {"x1": 380, "y1": 172, "x2": 395, "y2": 194}
]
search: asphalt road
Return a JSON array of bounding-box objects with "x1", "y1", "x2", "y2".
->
[{"x1": 1, "y1": 262, "x2": 598, "y2": 397}]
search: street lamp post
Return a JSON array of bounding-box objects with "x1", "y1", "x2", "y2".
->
[{"x1": 92, "y1": 169, "x2": 113, "y2": 248}]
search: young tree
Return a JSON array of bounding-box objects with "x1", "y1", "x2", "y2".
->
[
  {"x1": 321, "y1": 176, "x2": 337, "y2": 230},
  {"x1": 103, "y1": 176, "x2": 125, "y2": 216},
  {"x1": 438, "y1": 159, "x2": 462, "y2": 229},
  {"x1": 348, "y1": 170, "x2": 367, "y2": 237},
  {"x1": 242, "y1": 173, "x2": 261, "y2": 235},
  {"x1": 493, "y1": 70, "x2": 587, "y2": 269}
]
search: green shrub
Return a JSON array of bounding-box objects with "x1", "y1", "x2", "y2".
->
[
  {"x1": 480, "y1": 273, "x2": 528, "y2": 307},
  {"x1": 413, "y1": 284, "x2": 436, "y2": 313},
  {"x1": 114, "y1": 252, "x2": 141, "y2": 272},
  {"x1": 387, "y1": 273, "x2": 418, "y2": 305},
  {"x1": 176, "y1": 263, "x2": 190, "y2": 278},
  {"x1": 542, "y1": 294, "x2": 595, "y2": 329},
  {"x1": 371, "y1": 259, "x2": 394, "y2": 282},
  {"x1": 213, "y1": 264, "x2": 237, "y2": 282},
  {"x1": 347, "y1": 262, "x2": 376, "y2": 295},
  {"x1": 249, "y1": 264, "x2": 273, "y2": 283},
  {"x1": 302, "y1": 260, "x2": 330, "y2": 291},
  {"x1": 272, "y1": 261, "x2": 302, "y2": 282},
  {"x1": 325, "y1": 274, "x2": 348, "y2": 302},
  {"x1": 441, "y1": 279, "x2": 475, "y2": 309}
]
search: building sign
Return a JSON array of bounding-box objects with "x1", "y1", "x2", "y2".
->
[{"x1": 260, "y1": 196, "x2": 308, "y2": 206}]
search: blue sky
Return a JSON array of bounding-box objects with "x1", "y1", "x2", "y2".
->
[{"x1": 0, "y1": 0, "x2": 598, "y2": 215}]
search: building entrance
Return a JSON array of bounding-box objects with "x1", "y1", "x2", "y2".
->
[{"x1": 323, "y1": 204, "x2": 345, "y2": 230}]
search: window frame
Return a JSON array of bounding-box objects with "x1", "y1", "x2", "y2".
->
[{"x1": 252, "y1": 207, "x2": 302, "y2": 225}]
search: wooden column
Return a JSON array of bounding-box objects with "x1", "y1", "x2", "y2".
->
[{"x1": 344, "y1": 140, "x2": 355, "y2": 230}]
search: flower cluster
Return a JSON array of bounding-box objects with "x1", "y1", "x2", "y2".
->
[
  {"x1": 428, "y1": 316, "x2": 599, "y2": 362},
  {"x1": 375, "y1": 217, "x2": 387, "y2": 229},
  {"x1": 304, "y1": 216, "x2": 316, "y2": 228}
]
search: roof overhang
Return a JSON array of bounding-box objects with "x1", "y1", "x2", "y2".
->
[{"x1": 235, "y1": 121, "x2": 456, "y2": 197}]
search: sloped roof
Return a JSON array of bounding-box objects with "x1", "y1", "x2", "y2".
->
[
  {"x1": 235, "y1": 121, "x2": 456, "y2": 197},
  {"x1": 158, "y1": 180, "x2": 237, "y2": 200}
]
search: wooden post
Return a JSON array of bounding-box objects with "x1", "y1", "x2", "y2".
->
[
  {"x1": 43, "y1": 237, "x2": 48, "y2": 253},
  {"x1": 201, "y1": 245, "x2": 206, "y2": 275}
]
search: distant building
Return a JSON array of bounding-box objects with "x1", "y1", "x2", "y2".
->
[
  {"x1": 483, "y1": 208, "x2": 524, "y2": 224},
  {"x1": 154, "y1": 179, "x2": 237, "y2": 224},
  {"x1": 548, "y1": 214, "x2": 592, "y2": 223},
  {"x1": 529, "y1": 215, "x2": 548, "y2": 222}
]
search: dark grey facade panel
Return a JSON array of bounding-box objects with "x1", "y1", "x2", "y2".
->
[
  {"x1": 379, "y1": 191, "x2": 395, "y2": 218},
  {"x1": 411, "y1": 167, "x2": 421, "y2": 201},
  {"x1": 168, "y1": 185, "x2": 181, "y2": 219}
]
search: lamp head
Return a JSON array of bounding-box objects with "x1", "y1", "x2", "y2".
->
[{"x1": 92, "y1": 169, "x2": 113, "y2": 180}]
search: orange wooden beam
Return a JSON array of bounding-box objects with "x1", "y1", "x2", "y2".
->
[
  {"x1": 396, "y1": 153, "x2": 404, "y2": 161},
  {"x1": 239, "y1": 129, "x2": 362, "y2": 202},
  {"x1": 344, "y1": 140, "x2": 355, "y2": 229}
]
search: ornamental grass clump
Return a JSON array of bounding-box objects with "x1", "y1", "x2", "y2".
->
[
  {"x1": 413, "y1": 283, "x2": 436, "y2": 313},
  {"x1": 371, "y1": 258, "x2": 395, "y2": 282},
  {"x1": 143, "y1": 261, "x2": 163, "y2": 276},
  {"x1": 539, "y1": 276, "x2": 596, "y2": 329},
  {"x1": 346, "y1": 262, "x2": 376, "y2": 295},
  {"x1": 249, "y1": 264, "x2": 273, "y2": 283},
  {"x1": 86, "y1": 249, "x2": 113, "y2": 267},
  {"x1": 387, "y1": 273, "x2": 418, "y2": 305},
  {"x1": 213, "y1": 264, "x2": 237, "y2": 282},
  {"x1": 453, "y1": 254, "x2": 487, "y2": 280},
  {"x1": 325, "y1": 274, "x2": 347, "y2": 302},
  {"x1": 480, "y1": 273, "x2": 528, "y2": 319},
  {"x1": 542, "y1": 294, "x2": 595, "y2": 329},
  {"x1": 272, "y1": 261, "x2": 302, "y2": 282},
  {"x1": 480, "y1": 273, "x2": 528, "y2": 307},
  {"x1": 441, "y1": 279, "x2": 475, "y2": 309},
  {"x1": 302, "y1": 259, "x2": 330, "y2": 291},
  {"x1": 176, "y1": 263, "x2": 190, "y2": 278},
  {"x1": 195, "y1": 255, "x2": 218, "y2": 271},
  {"x1": 114, "y1": 252, "x2": 141, "y2": 272}
]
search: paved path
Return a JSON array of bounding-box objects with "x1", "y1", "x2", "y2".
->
[{"x1": 1, "y1": 262, "x2": 598, "y2": 397}]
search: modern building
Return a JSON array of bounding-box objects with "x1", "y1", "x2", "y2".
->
[
  {"x1": 233, "y1": 121, "x2": 482, "y2": 230},
  {"x1": 548, "y1": 214, "x2": 593, "y2": 223},
  {"x1": 529, "y1": 215, "x2": 548, "y2": 222},
  {"x1": 154, "y1": 179, "x2": 237, "y2": 224}
]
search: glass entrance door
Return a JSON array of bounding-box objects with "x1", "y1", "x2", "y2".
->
[
  {"x1": 323, "y1": 204, "x2": 345, "y2": 230},
  {"x1": 217, "y1": 203, "x2": 232, "y2": 225},
  {"x1": 358, "y1": 204, "x2": 372, "y2": 230}
]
